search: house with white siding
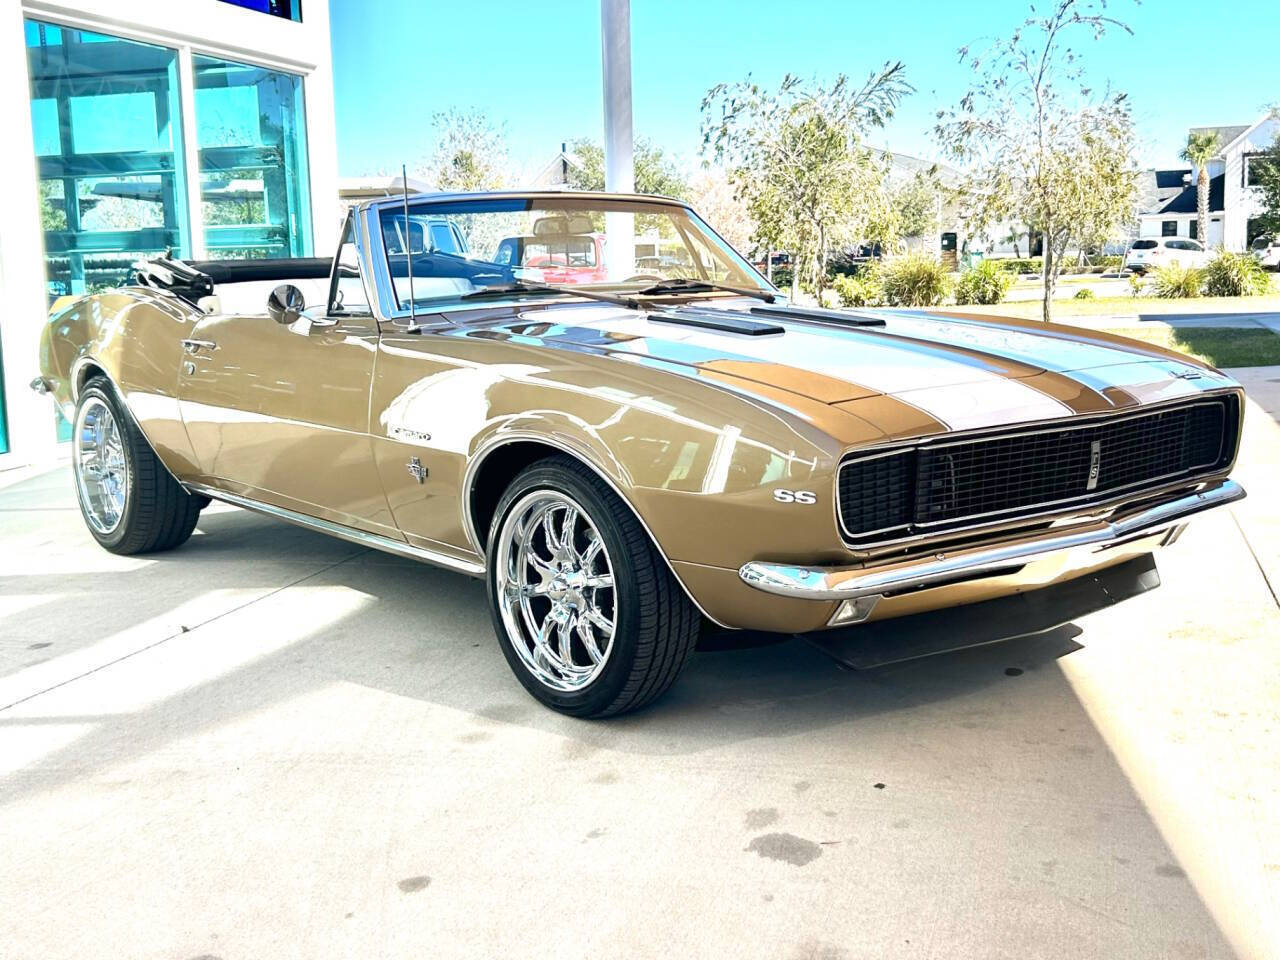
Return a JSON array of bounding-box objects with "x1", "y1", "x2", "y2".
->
[{"x1": 1138, "y1": 114, "x2": 1280, "y2": 250}]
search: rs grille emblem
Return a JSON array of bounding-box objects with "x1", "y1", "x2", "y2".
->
[
  {"x1": 1086, "y1": 440, "x2": 1101, "y2": 491},
  {"x1": 407, "y1": 457, "x2": 427, "y2": 484}
]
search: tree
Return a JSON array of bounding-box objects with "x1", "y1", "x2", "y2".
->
[
  {"x1": 701, "y1": 67, "x2": 912, "y2": 303},
  {"x1": 1002, "y1": 226, "x2": 1024, "y2": 258},
  {"x1": 428, "y1": 107, "x2": 509, "y2": 191},
  {"x1": 936, "y1": 0, "x2": 1139, "y2": 321},
  {"x1": 565, "y1": 138, "x2": 688, "y2": 199},
  {"x1": 686, "y1": 166, "x2": 756, "y2": 255},
  {"x1": 1180, "y1": 131, "x2": 1220, "y2": 246},
  {"x1": 1249, "y1": 132, "x2": 1280, "y2": 240},
  {"x1": 892, "y1": 170, "x2": 941, "y2": 245}
]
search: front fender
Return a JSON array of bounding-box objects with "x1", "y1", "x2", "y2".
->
[
  {"x1": 458, "y1": 357, "x2": 873, "y2": 571},
  {"x1": 39, "y1": 288, "x2": 202, "y2": 477}
]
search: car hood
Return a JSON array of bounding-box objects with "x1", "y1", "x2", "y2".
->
[{"x1": 453, "y1": 300, "x2": 1236, "y2": 433}]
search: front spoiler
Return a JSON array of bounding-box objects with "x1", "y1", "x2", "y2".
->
[
  {"x1": 738, "y1": 479, "x2": 1245, "y2": 602},
  {"x1": 802, "y1": 553, "x2": 1160, "y2": 669}
]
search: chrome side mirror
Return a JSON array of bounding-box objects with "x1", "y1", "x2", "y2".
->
[{"x1": 267, "y1": 284, "x2": 305, "y2": 325}]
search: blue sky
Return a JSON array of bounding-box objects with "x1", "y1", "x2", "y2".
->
[{"x1": 329, "y1": 0, "x2": 1279, "y2": 178}]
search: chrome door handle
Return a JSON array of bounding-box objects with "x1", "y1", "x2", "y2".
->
[{"x1": 181, "y1": 338, "x2": 218, "y2": 354}]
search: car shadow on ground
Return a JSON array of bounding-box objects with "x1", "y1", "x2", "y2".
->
[
  {"x1": 4, "y1": 501, "x2": 1092, "y2": 797},
  {"x1": 194, "y1": 510, "x2": 1092, "y2": 752}
]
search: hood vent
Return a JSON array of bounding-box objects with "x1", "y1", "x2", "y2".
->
[
  {"x1": 649, "y1": 306, "x2": 784, "y2": 336},
  {"x1": 750, "y1": 304, "x2": 885, "y2": 327}
]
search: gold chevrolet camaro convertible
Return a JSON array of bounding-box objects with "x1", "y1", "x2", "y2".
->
[{"x1": 33, "y1": 191, "x2": 1246, "y2": 716}]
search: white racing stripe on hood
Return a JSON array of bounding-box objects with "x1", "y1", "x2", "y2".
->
[
  {"x1": 525, "y1": 306, "x2": 1079, "y2": 428},
  {"x1": 886, "y1": 378, "x2": 1074, "y2": 431},
  {"x1": 562, "y1": 309, "x2": 1074, "y2": 426},
  {"x1": 575, "y1": 311, "x2": 1045, "y2": 394}
]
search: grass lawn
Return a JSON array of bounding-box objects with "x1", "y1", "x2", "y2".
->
[
  {"x1": 949, "y1": 295, "x2": 1280, "y2": 319},
  {"x1": 1104, "y1": 326, "x2": 1280, "y2": 368}
]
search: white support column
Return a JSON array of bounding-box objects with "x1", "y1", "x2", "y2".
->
[
  {"x1": 177, "y1": 45, "x2": 206, "y2": 260},
  {"x1": 600, "y1": 0, "x2": 634, "y2": 279},
  {"x1": 600, "y1": 0, "x2": 633, "y2": 195},
  {"x1": 0, "y1": 0, "x2": 60, "y2": 468}
]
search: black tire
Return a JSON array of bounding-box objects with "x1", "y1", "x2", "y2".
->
[
  {"x1": 484, "y1": 456, "x2": 700, "y2": 717},
  {"x1": 72, "y1": 377, "x2": 202, "y2": 555}
]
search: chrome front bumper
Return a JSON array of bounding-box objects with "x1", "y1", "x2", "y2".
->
[{"x1": 739, "y1": 480, "x2": 1245, "y2": 603}]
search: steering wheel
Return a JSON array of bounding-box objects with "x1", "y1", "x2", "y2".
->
[{"x1": 622, "y1": 273, "x2": 665, "y2": 283}]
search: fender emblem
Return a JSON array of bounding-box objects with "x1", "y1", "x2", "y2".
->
[
  {"x1": 1086, "y1": 440, "x2": 1101, "y2": 491},
  {"x1": 407, "y1": 457, "x2": 427, "y2": 484},
  {"x1": 773, "y1": 488, "x2": 817, "y2": 504},
  {"x1": 390, "y1": 425, "x2": 433, "y2": 443}
]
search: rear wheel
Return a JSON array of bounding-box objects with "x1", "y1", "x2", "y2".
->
[
  {"x1": 72, "y1": 378, "x2": 202, "y2": 555},
  {"x1": 485, "y1": 456, "x2": 700, "y2": 717}
]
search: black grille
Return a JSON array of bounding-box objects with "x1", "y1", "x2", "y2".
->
[{"x1": 838, "y1": 398, "x2": 1236, "y2": 543}]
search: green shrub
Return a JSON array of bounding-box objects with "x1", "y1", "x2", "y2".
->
[
  {"x1": 954, "y1": 259, "x2": 1014, "y2": 305},
  {"x1": 996, "y1": 257, "x2": 1041, "y2": 274},
  {"x1": 1150, "y1": 263, "x2": 1204, "y2": 299},
  {"x1": 879, "y1": 252, "x2": 949, "y2": 307},
  {"x1": 1073, "y1": 287, "x2": 1095, "y2": 300},
  {"x1": 1201, "y1": 250, "x2": 1273, "y2": 297},
  {"x1": 831, "y1": 270, "x2": 885, "y2": 307},
  {"x1": 1128, "y1": 272, "x2": 1145, "y2": 297}
]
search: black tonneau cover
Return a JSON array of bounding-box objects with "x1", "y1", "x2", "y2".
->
[
  {"x1": 134, "y1": 255, "x2": 335, "y2": 305},
  {"x1": 183, "y1": 257, "x2": 333, "y2": 284}
]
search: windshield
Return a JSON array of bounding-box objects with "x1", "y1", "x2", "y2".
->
[{"x1": 375, "y1": 195, "x2": 768, "y2": 312}]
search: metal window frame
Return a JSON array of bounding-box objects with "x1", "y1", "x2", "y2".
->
[{"x1": 21, "y1": 3, "x2": 318, "y2": 268}]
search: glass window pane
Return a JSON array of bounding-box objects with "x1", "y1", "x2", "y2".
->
[
  {"x1": 30, "y1": 99, "x2": 59, "y2": 155},
  {"x1": 194, "y1": 56, "x2": 312, "y2": 260},
  {"x1": 69, "y1": 92, "x2": 164, "y2": 153},
  {"x1": 330, "y1": 218, "x2": 369, "y2": 315},
  {"x1": 25, "y1": 20, "x2": 190, "y2": 302}
]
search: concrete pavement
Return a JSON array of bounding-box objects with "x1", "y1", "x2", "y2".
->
[{"x1": 1, "y1": 378, "x2": 1278, "y2": 959}]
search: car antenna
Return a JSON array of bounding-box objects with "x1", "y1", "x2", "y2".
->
[{"x1": 401, "y1": 163, "x2": 417, "y2": 329}]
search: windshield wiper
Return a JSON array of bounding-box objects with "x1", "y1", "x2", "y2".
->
[
  {"x1": 460, "y1": 279, "x2": 638, "y2": 309},
  {"x1": 634, "y1": 278, "x2": 776, "y2": 303}
]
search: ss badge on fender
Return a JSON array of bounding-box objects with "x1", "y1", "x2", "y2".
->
[{"x1": 773, "y1": 489, "x2": 817, "y2": 504}]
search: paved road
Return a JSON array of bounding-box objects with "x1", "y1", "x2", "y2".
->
[{"x1": 1, "y1": 372, "x2": 1277, "y2": 959}]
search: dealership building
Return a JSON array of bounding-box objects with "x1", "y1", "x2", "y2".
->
[{"x1": 0, "y1": 0, "x2": 339, "y2": 469}]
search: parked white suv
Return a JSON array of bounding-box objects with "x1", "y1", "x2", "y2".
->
[
  {"x1": 1124, "y1": 237, "x2": 1210, "y2": 273},
  {"x1": 1250, "y1": 235, "x2": 1280, "y2": 269}
]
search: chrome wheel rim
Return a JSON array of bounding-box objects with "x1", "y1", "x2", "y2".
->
[
  {"x1": 73, "y1": 397, "x2": 128, "y2": 535},
  {"x1": 495, "y1": 490, "x2": 617, "y2": 692}
]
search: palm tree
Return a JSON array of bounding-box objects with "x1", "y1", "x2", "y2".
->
[
  {"x1": 1002, "y1": 226, "x2": 1023, "y2": 259},
  {"x1": 1180, "y1": 132, "x2": 1221, "y2": 246}
]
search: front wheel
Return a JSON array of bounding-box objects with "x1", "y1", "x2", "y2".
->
[
  {"x1": 72, "y1": 378, "x2": 203, "y2": 555},
  {"x1": 485, "y1": 456, "x2": 700, "y2": 717}
]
